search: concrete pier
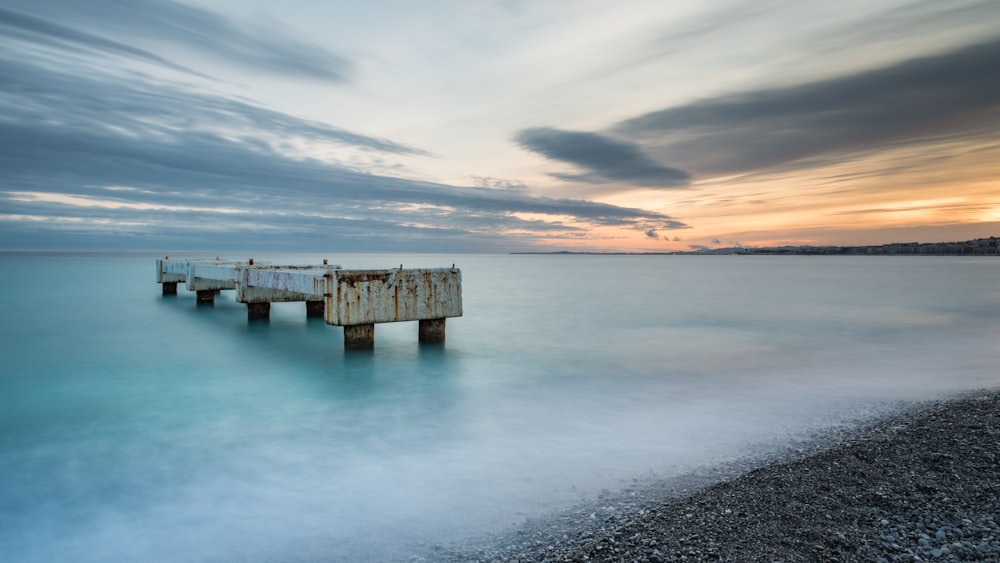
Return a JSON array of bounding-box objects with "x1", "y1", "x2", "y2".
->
[
  {"x1": 306, "y1": 301, "x2": 324, "y2": 319},
  {"x1": 156, "y1": 258, "x2": 462, "y2": 349},
  {"x1": 235, "y1": 264, "x2": 338, "y2": 321},
  {"x1": 344, "y1": 324, "x2": 375, "y2": 349},
  {"x1": 156, "y1": 258, "x2": 189, "y2": 296},
  {"x1": 419, "y1": 318, "x2": 447, "y2": 344},
  {"x1": 247, "y1": 302, "x2": 270, "y2": 321}
]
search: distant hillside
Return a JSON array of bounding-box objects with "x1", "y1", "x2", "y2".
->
[
  {"x1": 702, "y1": 237, "x2": 999, "y2": 256},
  {"x1": 513, "y1": 237, "x2": 999, "y2": 256}
]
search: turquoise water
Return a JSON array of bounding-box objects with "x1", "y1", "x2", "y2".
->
[{"x1": 1, "y1": 253, "x2": 998, "y2": 561}]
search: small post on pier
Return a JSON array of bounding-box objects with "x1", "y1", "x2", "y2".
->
[
  {"x1": 344, "y1": 324, "x2": 375, "y2": 350},
  {"x1": 418, "y1": 319, "x2": 446, "y2": 344},
  {"x1": 306, "y1": 301, "x2": 324, "y2": 319},
  {"x1": 162, "y1": 282, "x2": 178, "y2": 295},
  {"x1": 196, "y1": 290, "x2": 215, "y2": 305},
  {"x1": 247, "y1": 302, "x2": 270, "y2": 321}
]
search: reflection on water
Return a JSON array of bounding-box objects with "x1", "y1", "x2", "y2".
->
[{"x1": 0, "y1": 253, "x2": 998, "y2": 561}]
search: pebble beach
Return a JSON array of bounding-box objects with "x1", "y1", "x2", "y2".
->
[{"x1": 441, "y1": 391, "x2": 1000, "y2": 563}]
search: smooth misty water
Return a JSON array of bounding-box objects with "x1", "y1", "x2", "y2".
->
[{"x1": 1, "y1": 253, "x2": 998, "y2": 562}]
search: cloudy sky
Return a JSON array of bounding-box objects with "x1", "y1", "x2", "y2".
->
[{"x1": 2, "y1": 0, "x2": 998, "y2": 252}]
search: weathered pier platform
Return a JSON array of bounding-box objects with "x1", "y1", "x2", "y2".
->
[{"x1": 156, "y1": 258, "x2": 462, "y2": 349}]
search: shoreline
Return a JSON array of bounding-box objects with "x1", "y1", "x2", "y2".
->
[{"x1": 439, "y1": 390, "x2": 1000, "y2": 562}]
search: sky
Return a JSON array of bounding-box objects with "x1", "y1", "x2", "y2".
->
[{"x1": 1, "y1": 0, "x2": 999, "y2": 252}]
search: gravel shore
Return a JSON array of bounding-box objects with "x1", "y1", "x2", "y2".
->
[{"x1": 438, "y1": 391, "x2": 1000, "y2": 563}]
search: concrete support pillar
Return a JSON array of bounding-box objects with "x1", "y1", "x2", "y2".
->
[
  {"x1": 419, "y1": 318, "x2": 446, "y2": 344},
  {"x1": 247, "y1": 302, "x2": 270, "y2": 321},
  {"x1": 196, "y1": 290, "x2": 215, "y2": 305},
  {"x1": 306, "y1": 300, "x2": 324, "y2": 319},
  {"x1": 162, "y1": 282, "x2": 178, "y2": 295},
  {"x1": 344, "y1": 324, "x2": 375, "y2": 350}
]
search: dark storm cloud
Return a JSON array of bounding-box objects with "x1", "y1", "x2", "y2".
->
[
  {"x1": 514, "y1": 128, "x2": 690, "y2": 187},
  {"x1": 2, "y1": 0, "x2": 351, "y2": 81},
  {"x1": 615, "y1": 38, "x2": 1000, "y2": 176}
]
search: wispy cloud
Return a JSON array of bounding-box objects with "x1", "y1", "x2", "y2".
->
[
  {"x1": 0, "y1": 47, "x2": 688, "y2": 249},
  {"x1": 0, "y1": 56, "x2": 422, "y2": 157},
  {"x1": 615, "y1": 38, "x2": 1000, "y2": 177},
  {"x1": 514, "y1": 127, "x2": 690, "y2": 188},
  {"x1": 511, "y1": 36, "x2": 1000, "y2": 193},
  {"x1": 2, "y1": 0, "x2": 352, "y2": 81},
  {"x1": 9, "y1": 1, "x2": 992, "y2": 251},
  {"x1": 0, "y1": 7, "x2": 209, "y2": 79}
]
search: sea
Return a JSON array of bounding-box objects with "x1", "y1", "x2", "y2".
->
[{"x1": 1, "y1": 252, "x2": 998, "y2": 562}]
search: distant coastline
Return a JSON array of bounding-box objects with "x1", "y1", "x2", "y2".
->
[{"x1": 513, "y1": 236, "x2": 1000, "y2": 256}]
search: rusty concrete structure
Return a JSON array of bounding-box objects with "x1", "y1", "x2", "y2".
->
[{"x1": 155, "y1": 258, "x2": 462, "y2": 349}]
